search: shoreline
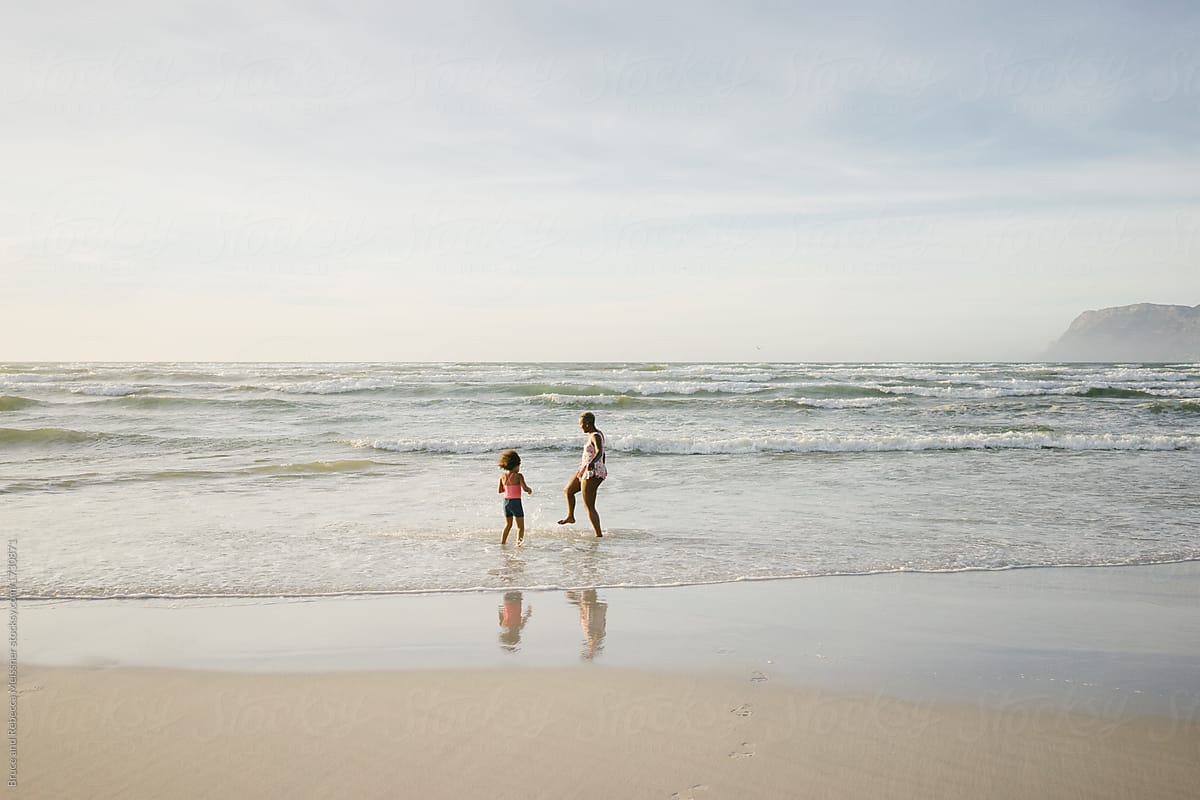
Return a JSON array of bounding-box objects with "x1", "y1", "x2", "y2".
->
[
  {"x1": 16, "y1": 563, "x2": 1200, "y2": 798},
  {"x1": 21, "y1": 555, "x2": 1200, "y2": 602}
]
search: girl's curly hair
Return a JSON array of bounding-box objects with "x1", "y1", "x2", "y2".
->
[{"x1": 498, "y1": 449, "x2": 521, "y2": 470}]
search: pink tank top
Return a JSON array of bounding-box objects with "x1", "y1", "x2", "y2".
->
[{"x1": 504, "y1": 476, "x2": 522, "y2": 498}]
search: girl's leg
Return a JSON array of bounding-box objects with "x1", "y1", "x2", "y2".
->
[
  {"x1": 516, "y1": 516, "x2": 525, "y2": 544},
  {"x1": 558, "y1": 475, "x2": 581, "y2": 524},
  {"x1": 581, "y1": 477, "x2": 603, "y2": 537},
  {"x1": 501, "y1": 516, "x2": 513, "y2": 545}
]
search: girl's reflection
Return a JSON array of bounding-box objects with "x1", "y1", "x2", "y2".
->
[
  {"x1": 498, "y1": 591, "x2": 532, "y2": 652},
  {"x1": 565, "y1": 589, "x2": 607, "y2": 660}
]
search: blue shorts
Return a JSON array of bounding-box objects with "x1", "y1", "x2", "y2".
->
[{"x1": 503, "y1": 498, "x2": 524, "y2": 518}]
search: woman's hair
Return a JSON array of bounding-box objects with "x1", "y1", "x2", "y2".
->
[
  {"x1": 498, "y1": 449, "x2": 521, "y2": 470},
  {"x1": 579, "y1": 412, "x2": 596, "y2": 427}
]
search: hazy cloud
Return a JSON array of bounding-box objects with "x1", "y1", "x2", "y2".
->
[{"x1": 3, "y1": 0, "x2": 1198, "y2": 359}]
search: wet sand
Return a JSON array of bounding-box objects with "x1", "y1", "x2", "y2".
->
[{"x1": 14, "y1": 564, "x2": 1200, "y2": 798}]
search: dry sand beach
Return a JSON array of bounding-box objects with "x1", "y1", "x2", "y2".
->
[{"x1": 16, "y1": 564, "x2": 1200, "y2": 799}]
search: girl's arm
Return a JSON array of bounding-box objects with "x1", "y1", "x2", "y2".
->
[
  {"x1": 520, "y1": 473, "x2": 533, "y2": 494},
  {"x1": 498, "y1": 476, "x2": 505, "y2": 494}
]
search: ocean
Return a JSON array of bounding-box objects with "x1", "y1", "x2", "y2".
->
[{"x1": 2, "y1": 362, "x2": 1198, "y2": 600}]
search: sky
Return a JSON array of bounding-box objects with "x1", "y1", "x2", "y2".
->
[{"x1": 3, "y1": 0, "x2": 1199, "y2": 361}]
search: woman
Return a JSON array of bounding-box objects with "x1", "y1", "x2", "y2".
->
[{"x1": 558, "y1": 411, "x2": 605, "y2": 537}]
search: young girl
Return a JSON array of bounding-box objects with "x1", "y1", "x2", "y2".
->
[{"x1": 497, "y1": 449, "x2": 533, "y2": 544}]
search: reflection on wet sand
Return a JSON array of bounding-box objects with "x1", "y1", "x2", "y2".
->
[
  {"x1": 498, "y1": 591, "x2": 532, "y2": 652},
  {"x1": 565, "y1": 589, "x2": 607, "y2": 660}
]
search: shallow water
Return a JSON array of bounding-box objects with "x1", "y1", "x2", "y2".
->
[{"x1": 2, "y1": 362, "x2": 1198, "y2": 598}]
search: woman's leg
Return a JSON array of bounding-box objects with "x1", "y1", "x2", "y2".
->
[
  {"x1": 581, "y1": 477, "x2": 603, "y2": 537},
  {"x1": 559, "y1": 475, "x2": 581, "y2": 524}
]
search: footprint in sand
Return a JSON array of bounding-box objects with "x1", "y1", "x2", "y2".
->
[
  {"x1": 730, "y1": 703, "x2": 753, "y2": 718},
  {"x1": 670, "y1": 784, "x2": 709, "y2": 799},
  {"x1": 749, "y1": 671, "x2": 768, "y2": 683},
  {"x1": 729, "y1": 741, "x2": 756, "y2": 759}
]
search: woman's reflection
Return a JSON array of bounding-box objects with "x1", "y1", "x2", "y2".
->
[
  {"x1": 498, "y1": 591, "x2": 533, "y2": 652},
  {"x1": 565, "y1": 589, "x2": 608, "y2": 660}
]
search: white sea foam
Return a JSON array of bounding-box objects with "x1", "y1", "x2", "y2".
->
[
  {"x1": 347, "y1": 431, "x2": 1197, "y2": 454},
  {"x1": 1140, "y1": 387, "x2": 1200, "y2": 398},
  {"x1": 272, "y1": 377, "x2": 398, "y2": 394},
  {"x1": 601, "y1": 380, "x2": 771, "y2": 395},
  {"x1": 607, "y1": 432, "x2": 1197, "y2": 453},
  {"x1": 69, "y1": 383, "x2": 145, "y2": 396},
  {"x1": 349, "y1": 436, "x2": 579, "y2": 453},
  {"x1": 782, "y1": 397, "x2": 903, "y2": 409},
  {"x1": 532, "y1": 393, "x2": 637, "y2": 406}
]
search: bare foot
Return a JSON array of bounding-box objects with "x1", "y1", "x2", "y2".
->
[
  {"x1": 595, "y1": 532, "x2": 603, "y2": 538},
  {"x1": 557, "y1": 517, "x2": 575, "y2": 525}
]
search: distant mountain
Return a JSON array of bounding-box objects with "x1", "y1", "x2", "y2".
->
[{"x1": 1046, "y1": 303, "x2": 1200, "y2": 362}]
